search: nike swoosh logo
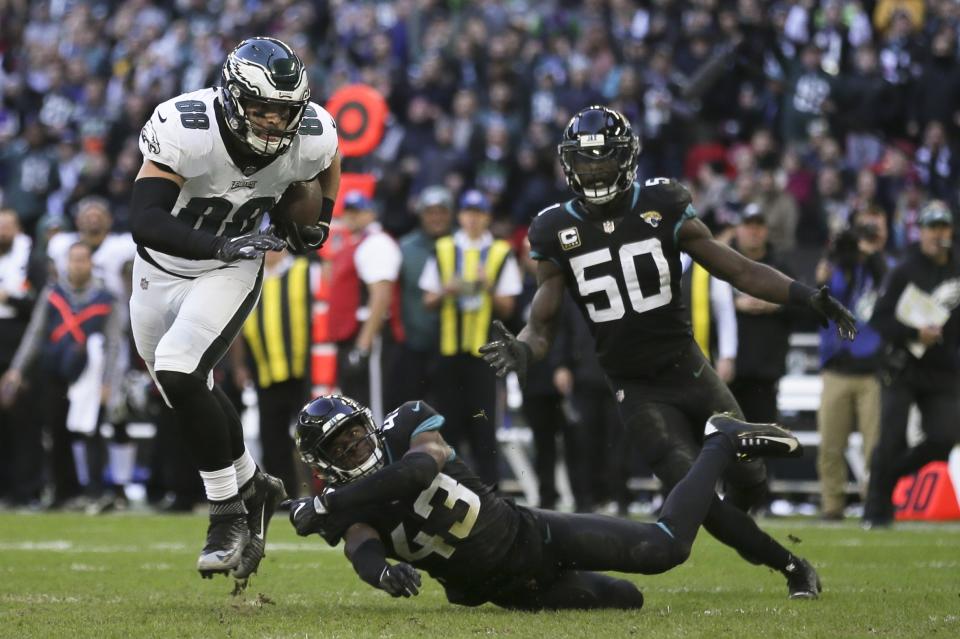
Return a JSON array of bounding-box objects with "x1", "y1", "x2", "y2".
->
[
  {"x1": 157, "y1": 112, "x2": 167, "y2": 123},
  {"x1": 293, "y1": 502, "x2": 306, "y2": 519},
  {"x1": 693, "y1": 361, "x2": 706, "y2": 378},
  {"x1": 255, "y1": 507, "x2": 265, "y2": 540},
  {"x1": 412, "y1": 401, "x2": 421, "y2": 412}
]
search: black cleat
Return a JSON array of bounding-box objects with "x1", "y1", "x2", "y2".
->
[
  {"x1": 197, "y1": 511, "x2": 250, "y2": 578},
  {"x1": 784, "y1": 557, "x2": 822, "y2": 600},
  {"x1": 232, "y1": 472, "x2": 288, "y2": 581},
  {"x1": 705, "y1": 414, "x2": 802, "y2": 459}
]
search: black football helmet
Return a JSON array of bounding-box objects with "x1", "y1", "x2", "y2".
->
[
  {"x1": 220, "y1": 37, "x2": 310, "y2": 156},
  {"x1": 558, "y1": 105, "x2": 640, "y2": 205},
  {"x1": 295, "y1": 395, "x2": 385, "y2": 485}
]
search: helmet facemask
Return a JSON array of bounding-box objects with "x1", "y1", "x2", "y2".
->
[
  {"x1": 559, "y1": 134, "x2": 639, "y2": 206},
  {"x1": 296, "y1": 398, "x2": 386, "y2": 486}
]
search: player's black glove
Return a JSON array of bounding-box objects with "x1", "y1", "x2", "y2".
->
[
  {"x1": 379, "y1": 563, "x2": 421, "y2": 598},
  {"x1": 478, "y1": 320, "x2": 533, "y2": 387},
  {"x1": 277, "y1": 220, "x2": 329, "y2": 255},
  {"x1": 215, "y1": 231, "x2": 287, "y2": 262},
  {"x1": 808, "y1": 286, "x2": 858, "y2": 341},
  {"x1": 283, "y1": 495, "x2": 331, "y2": 537}
]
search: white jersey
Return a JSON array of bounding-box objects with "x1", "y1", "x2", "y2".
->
[
  {"x1": 47, "y1": 232, "x2": 137, "y2": 299},
  {"x1": 138, "y1": 87, "x2": 338, "y2": 277}
]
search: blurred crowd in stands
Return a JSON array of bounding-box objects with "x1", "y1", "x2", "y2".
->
[{"x1": 0, "y1": 0, "x2": 958, "y2": 519}]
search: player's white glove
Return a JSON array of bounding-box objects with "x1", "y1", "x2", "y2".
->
[{"x1": 215, "y1": 231, "x2": 287, "y2": 262}]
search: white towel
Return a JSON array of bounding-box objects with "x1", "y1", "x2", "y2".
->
[{"x1": 67, "y1": 333, "x2": 106, "y2": 434}]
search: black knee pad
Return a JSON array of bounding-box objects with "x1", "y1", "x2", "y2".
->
[
  {"x1": 155, "y1": 370, "x2": 206, "y2": 406},
  {"x1": 642, "y1": 526, "x2": 692, "y2": 574},
  {"x1": 603, "y1": 579, "x2": 645, "y2": 610}
]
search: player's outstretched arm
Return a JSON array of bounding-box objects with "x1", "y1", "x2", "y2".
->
[
  {"x1": 680, "y1": 217, "x2": 857, "y2": 340},
  {"x1": 344, "y1": 524, "x2": 421, "y2": 598},
  {"x1": 479, "y1": 260, "x2": 564, "y2": 385},
  {"x1": 322, "y1": 431, "x2": 450, "y2": 513}
]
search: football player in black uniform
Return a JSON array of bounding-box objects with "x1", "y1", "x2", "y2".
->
[
  {"x1": 480, "y1": 106, "x2": 858, "y2": 599},
  {"x1": 286, "y1": 395, "x2": 803, "y2": 609}
]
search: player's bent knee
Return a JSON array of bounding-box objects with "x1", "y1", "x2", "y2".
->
[
  {"x1": 603, "y1": 579, "x2": 644, "y2": 610},
  {"x1": 643, "y1": 536, "x2": 691, "y2": 574},
  {"x1": 155, "y1": 369, "x2": 207, "y2": 406}
]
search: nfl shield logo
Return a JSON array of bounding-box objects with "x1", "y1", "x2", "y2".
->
[
  {"x1": 615, "y1": 389, "x2": 625, "y2": 403},
  {"x1": 603, "y1": 220, "x2": 616, "y2": 234}
]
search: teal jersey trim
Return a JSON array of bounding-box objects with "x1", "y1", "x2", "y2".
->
[
  {"x1": 529, "y1": 249, "x2": 546, "y2": 260},
  {"x1": 446, "y1": 449, "x2": 457, "y2": 462},
  {"x1": 411, "y1": 414, "x2": 445, "y2": 439},
  {"x1": 673, "y1": 203, "x2": 697, "y2": 244},
  {"x1": 630, "y1": 182, "x2": 641, "y2": 209},
  {"x1": 563, "y1": 200, "x2": 585, "y2": 221},
  {"x1": 656, "y1": 521, "x2": 675, "y2": 538}
]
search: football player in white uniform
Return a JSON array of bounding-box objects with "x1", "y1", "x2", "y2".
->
[{"x1": 129, "y1": 37, "x2": 340, "y2": 580}]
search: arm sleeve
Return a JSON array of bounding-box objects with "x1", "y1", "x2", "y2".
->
[
  {"x1": 323, "y1": 452, "x2": 439, "y2": 512},
  {"x1": 350, "y1": 537, "x2": 390, "y2": 588},
  {"x1": 10, "y1": 287, "x2": 51, "y2": 372},
  {"x1": 129, "y1": 177, "x2": 223, "y2": 260},
  {"x1": 710, "y1": 277, "x2": 739, "y2": 360}
]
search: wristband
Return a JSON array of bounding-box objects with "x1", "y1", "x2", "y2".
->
[
  {"x1": 351, "y1": 538, "x2": 389, "y2": 587},
  {"x1": 320, "y1": 197, "x2": 335, "y2": 224},
  {"x1": 788, "y1": 281, "x2": 817, "y2": 306}
]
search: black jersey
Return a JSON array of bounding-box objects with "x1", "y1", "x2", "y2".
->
[
  {"x1": 527, "y1": 179, "x2": 697, "y2": 378},
  {"x1": 319, "y1": 401, "x2": 522, "y2": 587}
]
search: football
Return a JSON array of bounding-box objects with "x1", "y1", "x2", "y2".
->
[{"x1": 272, "y1": 180, "x2": 323, "y2": 226}]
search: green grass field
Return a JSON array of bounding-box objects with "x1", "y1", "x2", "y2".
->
[{"x1": 0, "y1": 513, "x2": 957, "y2": 639}]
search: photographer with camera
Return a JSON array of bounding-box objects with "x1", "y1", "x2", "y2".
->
[
  {"x1": 863, "y1": 201, "x2": 960, "y2": 528},
  {"x1": 815, "y1": 207, "x2": 892, "y2": 520}
]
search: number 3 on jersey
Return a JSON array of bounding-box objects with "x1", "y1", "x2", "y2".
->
[
  {"x1": 570, "y1": 238, "x2": 672, "y2": 322},
  {"x1": 390, "y1": 474, "x2": 480, "y2": 561}
]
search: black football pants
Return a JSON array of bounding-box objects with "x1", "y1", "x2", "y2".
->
[
  {"x1": 609, "y1": 343, "x2": 791, "y2": 571},
  {"x1": 490, "y1": 434, "x2": 738, "y2": 610}
]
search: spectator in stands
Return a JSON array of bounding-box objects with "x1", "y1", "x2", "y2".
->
[
  {"x1": 420, "y1": 190, "x2": 522, "y2": 487},
  {"x1": 1, "y1": 242, "x2": 121, "y2": 509},
  {"x1": 782, "y1": 44, "x2": 836, "y2": 144},
  {"x1": 0, "y1": 121, "x2": 59, "y2": 238},
  {"x1": 728, "y1": 206, "x2": 796, "y2": 425},
  {"x1": 389, "y1": 186, "x2": 454, "y2": 408},
  {"x1": 814, "y1": 209, "x2": 891, "y2": 520},
  {"x1": 864, "y1": 201, "x2": 960, "y2": 528},
  {"x1": 753, "y1": 168, "x2": 799, "y2": 255},
  {"x1": 46, "y1": 196, "x2": 136, "y2": 300},
  {"x1": 328, "y1": 192, "x2": 402, "y2": 424},
  {"x1": 914, "y1": 120, "x2": 956, "y2": 205},
  {"x1": 0, "y1": 210, "x2": 44, "y2": 507}
]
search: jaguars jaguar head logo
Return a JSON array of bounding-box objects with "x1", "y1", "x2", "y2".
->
[{"x1": 641, "y1": 210, "x2": 662, "y2": 228}]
